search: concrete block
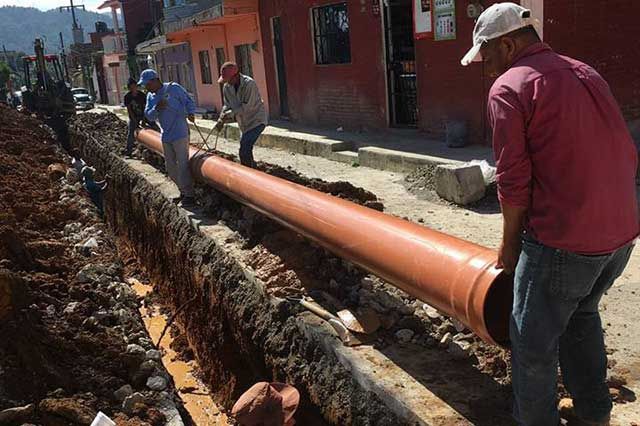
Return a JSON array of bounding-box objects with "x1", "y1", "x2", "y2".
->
[
  {"x1": 358, "y1": 146, "x2": 459, "y2": 174},
  {"x1": 222, "y1": 124, "x2": 352, "y2": 157},
  {"x1": 435, "y1": 164, "x2": 485, "y2": 205},
  {"x1": 327, "y1": 150, "x2": 359, "y2": 164}
]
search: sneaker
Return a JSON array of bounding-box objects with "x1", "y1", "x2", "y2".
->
[
  {"x1": 180, "y1": 196, "x2": 197, "y2": 208},
  {"x1": 559, "y1": 398, "x2": 611, "y2": 426}
]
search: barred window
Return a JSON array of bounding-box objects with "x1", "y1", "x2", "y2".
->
[
  {"x1": 312, "y1": 3, "x2": 351, "y2": 65},
  {"x1": 198, "y1": 50, "x2": 212, "y2": 85},
  {"x1": 234, "y1": 44, "x2": 254, "y2": 77}
]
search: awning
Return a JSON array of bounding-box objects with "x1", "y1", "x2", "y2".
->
[{"x1": 135, "y1": 36, "x2": 187, "y2": 55}]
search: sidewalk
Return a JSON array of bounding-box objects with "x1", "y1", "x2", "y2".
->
[{"x1": 96, "y1": 104, "x2": 494, "y2": 173}]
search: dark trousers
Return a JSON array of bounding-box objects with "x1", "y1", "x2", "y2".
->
[{"x1": 239, "y1": 124, "x2": 265, "y2": 168}]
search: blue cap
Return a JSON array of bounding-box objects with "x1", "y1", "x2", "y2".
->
[{"x1": 137, "y1": 69, "x2": 159, "y2": 86}]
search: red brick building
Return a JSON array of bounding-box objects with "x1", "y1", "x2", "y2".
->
[{"x1": 259, "y1": 0, "x2": 640, "y2": 145}]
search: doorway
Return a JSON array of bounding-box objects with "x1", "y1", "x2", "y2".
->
[
  {"x1": 384, "y1": 0, "x2": 418, "y2": 127},
  {"x1": 272, "y1": 16, "x2": 289, "y2": 117}
]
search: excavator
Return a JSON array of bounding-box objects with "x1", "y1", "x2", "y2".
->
[{"x1": 21, "y1": 38, "x2": 75, "y2": 119}]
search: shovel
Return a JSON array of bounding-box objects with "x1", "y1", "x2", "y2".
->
[
  {"x1": 287, "y1": 297, "x2": 362, "y2": 346},
  {"x1": 337, "y1": 307, "x2": 381, "y2": 335}
]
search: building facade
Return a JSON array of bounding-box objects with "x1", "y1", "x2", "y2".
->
[
  {"x1": 163, "y1": 0, "x2": 269, "y2": 114},
  {"x1": 258, "y1": 0, "x2": 640, "y2": 144}
]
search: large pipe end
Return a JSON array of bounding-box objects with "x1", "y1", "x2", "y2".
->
[{"x1": 482, "y1": 270, "x2": 513, "y2": 346}]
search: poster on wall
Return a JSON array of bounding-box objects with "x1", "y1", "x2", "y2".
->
[
  {"x1": 434, "y1": 0, "x2": 456, "y2": 41},
  {"x1": 413, "y1": 0, "x2": 433, "y2": 40}
]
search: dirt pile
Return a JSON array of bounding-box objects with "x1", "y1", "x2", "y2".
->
[
  {"x1": 0, "y1": 105, "x2": 186, "y2": 425},
  {"x1": 69, "y1": 112, "x2": 132, "y2": 156},
  {"x1": 405, "y1": 164, "x2": 499, "y2": 211}
]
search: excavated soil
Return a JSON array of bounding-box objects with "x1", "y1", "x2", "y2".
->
[{"x1": 0, "y1": 106, "x2": 185, "y2": 425}]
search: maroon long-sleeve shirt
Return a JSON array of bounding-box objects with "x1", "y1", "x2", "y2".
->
[{"x1": 488, "y1": 43, "x2": 638, "y2": 254}]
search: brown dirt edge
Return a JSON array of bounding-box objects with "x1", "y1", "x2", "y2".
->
[{"x1": 69, "y1": 129, "x2": 404, "y2": 425}]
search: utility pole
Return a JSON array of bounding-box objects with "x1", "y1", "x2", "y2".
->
[
  {"x1": 59, "y1": 0, "x2": 86, "y2": 44},
  {"x1": 59, "y1": 0, "x2": 84, "y2": 30},
  {"x1": 59, "y1": 32, "x2": 70, "y2": 83}
]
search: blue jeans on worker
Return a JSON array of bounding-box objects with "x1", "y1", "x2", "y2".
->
[
  {"x1": 511, "y1": 233, "x2": 634, "y2": 426},
  {"x1": 125, "y1": 118, "x2": 139, "y2": 155},
  {"x1": 239, "y1": 124, "x2": 265, "y2": 168}
]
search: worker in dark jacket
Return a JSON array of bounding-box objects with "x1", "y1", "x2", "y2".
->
[
  {"x1": 123, "y1": 78, "x2": 147, "y2": 156},
  {"x1": 461, "y1": 3, "x2": 638, "y2": 426}
]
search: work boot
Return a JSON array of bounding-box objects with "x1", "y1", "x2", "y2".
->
[{"x1": 559, "y1": 398, "x2": 611, "y2": 426}]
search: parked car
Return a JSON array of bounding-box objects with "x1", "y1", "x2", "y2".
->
[{"x1": 71, "y1": 88, "x2": 95, "y2": 110}]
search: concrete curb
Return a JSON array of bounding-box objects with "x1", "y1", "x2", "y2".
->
[{"x1": 95, "y1": 104, "x2": 465, "y2": 174}]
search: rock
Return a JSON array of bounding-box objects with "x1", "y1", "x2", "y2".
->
[
  {"x1": 395, "y1": 329, "x2": 415, "y2": 344},
  {"x1": 398, "y1": 303, "x2": 415, "y2": 316},
  {"x1": 45, "y1": 305, "x2": 56, "y2": 317},
  {"x1": 451, "y1": 318, "x2": 466, "y2": 332},
  {"x1": 39, "y1": 398, "x2": 96, "y2": 425},
  {"x1": 63, "y1": 302, "x2": 80, "y2": 315},
  {"x1": 146, "y1": 349, "x2": 162, "y2": 362},
  {"x1": 126, "y1": 344, "x2": 146, "y2": 357},
  {"x1": 453, "y1": 332, "x2": 474, "y2": 342},
  {"x1": 114, "y1": 384, "x2": 133, "y2": 402},
  {"x1": 360, "y1": 277, "x2": 375, "y2": 290},
  {"x1": 82, "y1": 316, "x2": 98, "y2": 329},
  {"x1": 138, "y1": 337, "x2": 154, "y2": 349},
  {"x1": 75, "y1": 264, "x2": 100, "y2": 283},
  {"x1": 156, "y1": 392, "x2": 185, "y2": 426},
  {"x1": 75, "y1": 237, "x2": 99, "y2": 256},
  {"x1": 0, "y1": 403, "x2": 35, "y2": 425},
  {"x1": 64, "y1": 222, "x2": 82, "y2": 237},
  {"x1": 448, "y1": 340, "x2": 471, "y2": 360},
  {"x1": 122, "y1": 392, "x2": 146, "y2": 414},
  {"x1": 146, "y1": 376, "x2": 168, "y2": 391},
  {"x1": 396, "y1": 315, "x2": 424, "y2": 333},
  {"x1": 608, "y1": 374, "x2": 628, "y2": 389},
  {"x1": 139, "y1": 360, "x2": 158, "y2": 374},
  {"x1": 435, "y1": 164, "x2": 486, "y2": 205},
  {"x1": 47, "y1": 163, "x2": 67, "y2": 181},
  {"x1": 440, "y1": 332, "x2": 453, "y2": 347}
]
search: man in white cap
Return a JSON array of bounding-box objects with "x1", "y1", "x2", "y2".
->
[
  {"x1": 462, "y1": 3, "x2": 638, "y2": 426},
  {"x1": 139, "y1": 68, "x2": 197, "y2": 208}
]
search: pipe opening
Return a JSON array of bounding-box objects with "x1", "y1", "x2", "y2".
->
[{"x1": 483, "y1": 271, "x2": 514, "y2": 346}]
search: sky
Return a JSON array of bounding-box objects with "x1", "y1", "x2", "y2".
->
[{"x1": 0, "y1": 0, "x2": 105, "y2": 12}]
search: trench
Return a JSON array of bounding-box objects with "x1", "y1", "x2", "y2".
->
[{"x1": 67, "y1": 113, "x2": 518, "y2": 425}]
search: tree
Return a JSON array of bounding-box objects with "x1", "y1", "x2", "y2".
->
[{"x1": 0, "y1": 62, "x2": 11, "y2": 88}]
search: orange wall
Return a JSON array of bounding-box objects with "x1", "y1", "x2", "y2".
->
[
  {"x1": 225, "y1": 16, "x2": 269, "y2": 115},
  {"x1": 179, "y1": 13, "x2": 269, "y2": 114}
]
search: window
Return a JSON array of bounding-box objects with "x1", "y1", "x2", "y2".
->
[
  {"x1": 198, "y1": 50, "x2": 213, "y2": 84},
  {"x1": 312, "y1": 3, "x2": 351, "y2": 65},
  {"x1": 234, "y1": 44, "x2": 253, "y2": 77}
]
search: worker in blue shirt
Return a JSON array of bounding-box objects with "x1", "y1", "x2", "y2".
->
[{"x1": 139, "y1": 69, "x2": 197, "y2": 207}]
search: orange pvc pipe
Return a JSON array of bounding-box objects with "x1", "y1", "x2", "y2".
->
[{"x1": 136, "y1": 129, "x2": 513, "y2": 345}]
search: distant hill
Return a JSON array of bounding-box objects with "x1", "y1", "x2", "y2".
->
[{"x1": 0, "y1": 6, "x2": 113, "y2": 54}]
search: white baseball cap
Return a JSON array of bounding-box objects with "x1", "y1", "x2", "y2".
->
[{"x1": 461, "y1": 2, "x2": 532, "y2": 66}]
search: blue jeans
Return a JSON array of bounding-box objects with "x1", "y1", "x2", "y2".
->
[
  {"x1": 126, "y1": 119, "x2": 139, "y2": 154},
  {"x1": 239, "y1": 124, "x2": 265, "y2": 168},
  {"x1": 511, "y1": 234, "x2": 634, "y2": 425}
]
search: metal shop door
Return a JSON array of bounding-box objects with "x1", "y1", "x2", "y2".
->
[{"x1": 384, "y1": 0, "x2": 418, "y2": 127}]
